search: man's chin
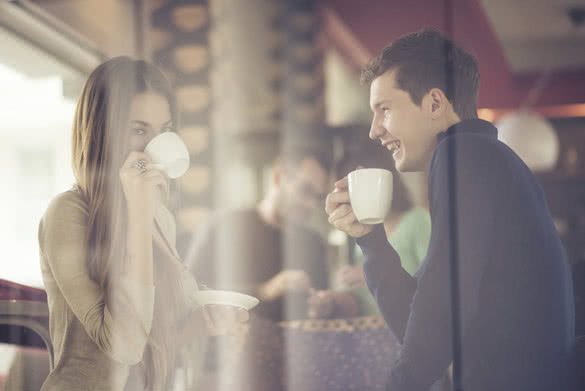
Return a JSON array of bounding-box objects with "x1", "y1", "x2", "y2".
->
[
  {"x1": 394, "y1": 157, "x2": 409, "y2": 172},
  {"x1": 395, "y1": 156, "x2": 425, "y2": 173}
]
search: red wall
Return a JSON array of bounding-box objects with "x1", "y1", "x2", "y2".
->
[{"x1": 322, "y1": 0, "x2": 585, "y2": 109}]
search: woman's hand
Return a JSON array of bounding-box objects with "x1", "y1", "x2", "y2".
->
[
  {"x1": 119, "y1": 152, "x2": 168, "y2": 282},
  {"x1": 178, "y1": 305, "x2": 248, "y2": 340},
  {"x1": 336, "y1": 264, "x2": 367, "y2": 289},
  {"x1": 202, "y1": 305, "x2": 249, "y2": 336},
  {"x1": 119, "y1": 152, "x2": 167, "y2": 218}
]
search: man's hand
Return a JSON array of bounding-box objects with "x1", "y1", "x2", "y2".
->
[{"x1": 325, "y1": 177, "x2": 374, "y2": 238}]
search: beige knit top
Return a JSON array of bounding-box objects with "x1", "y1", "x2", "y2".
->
[{"x1": 38, "y1": 189, "x2": 201, "y2": 391}]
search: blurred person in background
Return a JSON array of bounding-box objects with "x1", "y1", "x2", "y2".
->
[
  {"x1": 38, "y1": 57, "x2": 246, "y2": 391},
  {"x1": 186, "y1": 147, "x2": 358, "y2": 322}
]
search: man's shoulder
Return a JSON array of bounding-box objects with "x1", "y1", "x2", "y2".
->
[{"x1": 432, "y1": 128, "x2": 522, "y2": 181}]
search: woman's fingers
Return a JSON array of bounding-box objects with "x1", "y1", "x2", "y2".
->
[
  {"x1": 204, "y1": 305, "x2": 249, "y2": 336},
  {"x1": 121, "y1": 151, "x2": 152, "y2": 170},
  {"x1": 236, "y1": 308, "x2": 249, "y2": 323},
  {"x1": 200, "y1": 306, "x2": 220, "y2": 335}
]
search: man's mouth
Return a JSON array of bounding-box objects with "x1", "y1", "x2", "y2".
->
[{"x1": 385, "y1": 140, "x2": 401, "y2": 153}]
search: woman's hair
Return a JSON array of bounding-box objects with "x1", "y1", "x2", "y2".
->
[
  {"x1": 72, "y1": 56, "x2": 181, "y2": 390},
  {"x1": 335, "y1": 126, "x2": 413, "y2": 214}
]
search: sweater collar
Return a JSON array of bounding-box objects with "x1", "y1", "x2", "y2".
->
[{"x1": 437, "y1": 118, "x2": 498, "y2": 142}]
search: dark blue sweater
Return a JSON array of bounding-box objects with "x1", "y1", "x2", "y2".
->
[{"x1": 357, "y1": 119, "x2": 576, "y2": 391}]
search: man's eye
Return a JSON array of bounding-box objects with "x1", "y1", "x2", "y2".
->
[
  {"x1": 382, "y1": 108, "x2": 390, "y2": 115},
  {"x1": 162, "y1": 126, "x2": 173, "y2": 133},
  {"x1": 133, "y1": 128, "x2": 146, "y2": 135}
]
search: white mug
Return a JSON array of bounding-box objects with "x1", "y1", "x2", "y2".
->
[
  {"x1": 144, "y1": 132, "x2": 190, "y2": 179},
  {"x1": 348, "y1": 168, "x2": 393, "y2": 224}
]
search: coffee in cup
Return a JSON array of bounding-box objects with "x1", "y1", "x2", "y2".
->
[{"x1": 348, "y1": 168, "x2": 393, "y2": 224}]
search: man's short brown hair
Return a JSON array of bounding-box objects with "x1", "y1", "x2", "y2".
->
[{"x1": 361, "y1": 29, "x2": 480, "y2": 120}]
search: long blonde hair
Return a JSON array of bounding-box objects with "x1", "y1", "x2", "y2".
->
[{"x1": 71, "y1": 56, "x2": 183, "y2": 390}]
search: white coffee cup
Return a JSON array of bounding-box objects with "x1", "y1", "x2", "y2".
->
[
  {"x1": 144, "y1": 132, "x2": 190, "y2": 179},
  {"x1": 348, "y1": 168, "x2": 393, "y2": 224}
]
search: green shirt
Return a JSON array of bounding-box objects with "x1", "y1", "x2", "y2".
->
[{"x1": 354, "y1": 207, "x2": 431, "y2": 315}]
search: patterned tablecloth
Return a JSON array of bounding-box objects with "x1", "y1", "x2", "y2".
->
[{"x1": 197, "y1": 315, "x2": 400, "y2": 391}]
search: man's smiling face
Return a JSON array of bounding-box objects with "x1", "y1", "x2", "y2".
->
[{"x1": 368, "y1": 70, "x2": 437, "y2": 172}]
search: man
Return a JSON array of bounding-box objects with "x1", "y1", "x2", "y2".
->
[
  {"x1": 325, "y1": 29, "x2": 576, "y2": 391},
  {"x1": 186, "y1": 147, "x2": 357, "y2": 322}
]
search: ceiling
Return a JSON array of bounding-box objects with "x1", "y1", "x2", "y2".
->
[
  {"x1": 481, "y1": 0, "x2": 585, "y2": 72},
  {"x1": 25, "y1": 0, "x2": 585, "y2": 109}
]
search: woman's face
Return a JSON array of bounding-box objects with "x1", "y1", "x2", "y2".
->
[{"x1": 125, "y1": 91, "x2": 173, "y2": 155}]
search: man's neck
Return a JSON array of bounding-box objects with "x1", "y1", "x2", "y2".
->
[{"x1": 421, "y1": 116, "x2": 464, "y2": 176}]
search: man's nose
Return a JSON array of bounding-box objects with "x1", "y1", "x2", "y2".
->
[{"x1": 369, "y1": 119, "x2": 384, "y2": 140}]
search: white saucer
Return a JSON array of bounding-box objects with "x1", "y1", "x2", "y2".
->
[{"x1": 196, "y1": 290, "x2": 259, "y2": 310}]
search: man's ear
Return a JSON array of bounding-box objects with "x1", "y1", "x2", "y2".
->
[{"x1": 426, "y1": 88, "x2": 448, "y2": 119}]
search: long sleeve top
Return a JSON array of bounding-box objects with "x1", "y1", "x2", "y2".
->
[
  {"x1": 358, "y1": 119, "x2": 576, "y2": 391},
  {"x1": 39, "y1": 189, "x2": 201, "y2": 391},
  {"x1": 352, "y1": 207, "x2": 431, "y2": 316}
]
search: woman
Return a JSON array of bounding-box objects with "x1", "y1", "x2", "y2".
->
[{"x1": 39, "y1": 57, "x2": 245, "y2": 391}]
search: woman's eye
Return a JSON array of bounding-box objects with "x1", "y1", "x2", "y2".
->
[
  {"x1": 162, "y1": 126, "x2": 173, "y2": 133},
  {"x1": 133, "y1": 128, "x2": 146, "y2": 135},
  {"x1": 382, "y1": 108, "x2": 390, "y2": 115}
]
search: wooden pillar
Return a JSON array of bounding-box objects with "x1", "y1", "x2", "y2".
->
[{"x1": 147, "y1": 0, "x2": 213, "y2": 246}]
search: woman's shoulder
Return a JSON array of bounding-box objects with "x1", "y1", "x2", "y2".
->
[
  {"x1": 39, "y1": 189, "x2": 89, "y2": 255},
  {"x1": 44, "y1": 188, "x2": 88, "y2": 223}
]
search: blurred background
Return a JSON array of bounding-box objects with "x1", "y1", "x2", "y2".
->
[{"x1": 0, "y1": 0, "x2": 584, "y2": 389}]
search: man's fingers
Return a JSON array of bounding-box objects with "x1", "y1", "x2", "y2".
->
[
  {"x1": 325, "y1": 191, "x2": 350, "y2": 214},
  {"x1": 327, "y1": 204, "x2": 353, "y2": 223},
  {"x1": 334, "y1": 176, "x2": 349, "y2": 189},
  {"x1": 331, "y1": 206, "x2": 357, "y2": 228},
  {"x1": 333, "y1": 211, "x2": 359, "y2": 232}
]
